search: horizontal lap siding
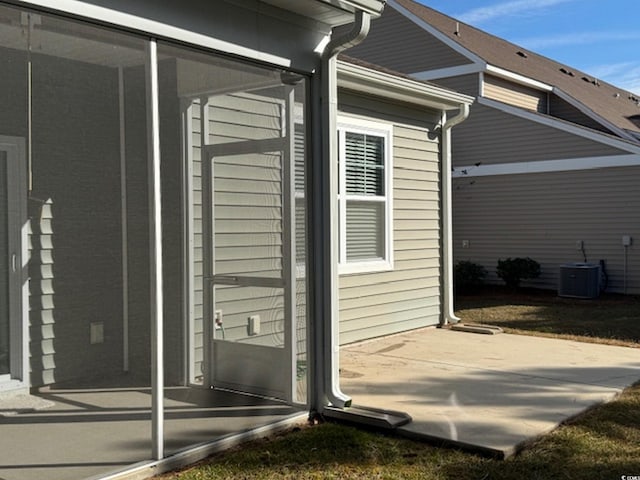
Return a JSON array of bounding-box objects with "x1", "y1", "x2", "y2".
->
[
  {"x1": 453, "y1": 166, "x2": 640, "y2": 294},
  {"x1": 341, "y1": 7, "x2": 472, "y2": 74},
  {"x1": 452, "y1": 103, "x2": 626, "y2": 166},
  {"x1": 549, "y1": 94, "x2": 613, "y2": 134},
  {"x1": 433, "y1": 74, "x2": 480, "y2": 97},
  {"x1": 484, "y1": 75, "x2": 548, "y2": 113},
  {"x1": 338, "y1": 93, "x2": 443, "y2": 344}
]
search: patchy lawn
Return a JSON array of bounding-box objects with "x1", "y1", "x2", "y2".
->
[
  {"x1": 158, "y1": 384, "x2": 640, "y2": 480},
  {"x1": 156, "y1": 287, "x2": 640, "y2": 480},
  {"x1": 455, "y1": 287, "x2": 640, "y2": 348}
]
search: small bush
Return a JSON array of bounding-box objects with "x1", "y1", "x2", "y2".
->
[
  {"x1": 496, "y1": 257, "x2": 541, "y2": 289},
  {"x1": 454, "y1": 261, "x2": 487, "y2": 294}
]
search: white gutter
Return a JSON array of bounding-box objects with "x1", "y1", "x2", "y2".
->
[
  {"x1": 441, "y1": 103, "x2": 470, "y2": 325},
  {"x1": 337, "y1": 60, "x2": 474, "y2": 110},
  {"x1": 316, "y1": 9, "x2": 372, "y2": 410}
]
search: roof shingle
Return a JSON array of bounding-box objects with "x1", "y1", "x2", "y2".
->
[{"x1": 394, "y1": 0, "x2": 640, "y2": 135}]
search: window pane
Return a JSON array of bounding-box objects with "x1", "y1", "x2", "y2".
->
[
  {"x1": 345, "y1": 132, "x2": 384, "y2": 196},
  {"x1": 346, "y1": 201, "x2": 384, "y2": 260}
]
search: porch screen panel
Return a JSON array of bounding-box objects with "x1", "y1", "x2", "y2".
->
[
  {"x1": 161, "y1": 41, "x2": 308, "y2": 453},
  {"x1": 0, "y1": 4, "x2": 155, "y2": 479},
  {"x1": 0, "y1": 153, "x2": 8, "y2": 374}
]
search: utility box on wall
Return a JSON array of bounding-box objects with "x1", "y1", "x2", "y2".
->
[{"x1": 558, "y1": 263, "x2": 600, "y2": 299}]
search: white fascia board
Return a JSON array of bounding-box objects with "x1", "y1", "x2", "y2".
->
[
  {"x1": 412, "y1": 63, "x2": 484, "y2": 81},
  {"x1": 337, "y1": 60, "x2": 474, "y2": 110},
  {"x1": 478, "y1": 96, "x2": 640, "y2": 154},
  {"x1": 453, "y1": 154, "x2": 640, "y2": 177},
  {"x1": 15, "y1": 0, "x2": 292, "y2": 67},
  {"x1": 387, "y1": 0, "x2": 485, "y2": 66},
  {"x1": 485, "y1": 65, "x2": 553, "y2": 92},
  {"x1": 552, "y1": 88, "x2": 639, "y2": 143},
  {"x1": 329, "y1": 0, "x2": 387, "y2": 16}
]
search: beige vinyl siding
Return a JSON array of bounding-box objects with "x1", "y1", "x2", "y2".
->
[
  {"x1": 483, "y1": 75, "x2": 548, "y2": 113},
  {"x1": 453, "y1": 165, "x2": 640, "y2": 294},
  {"x1": 338, "y1": 91, "x2": 442, "y2": 345},
  {"x1": 452, "y1": 103, "x2": 627, "y2": 167},
  {"x1": 341, "y1": 7, "x2": 472, "y2": 74},
  {"x1": 549, "y1": 94, "x2": 613, "y2": 134},
  {"x1": 432, "y1": 74, "x2": 479, "y2": 96}
]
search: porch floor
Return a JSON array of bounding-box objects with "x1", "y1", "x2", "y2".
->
[
  {"x1": 340, "y1": 328, "x2": 640, "y2": 458},
  {"x1": 0, "y1": 378, "x2": 302, "y2": 480}
]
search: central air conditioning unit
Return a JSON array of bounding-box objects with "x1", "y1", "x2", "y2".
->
[{"x1": 558, "y1": 263, "x2": 600, "y2": 299}]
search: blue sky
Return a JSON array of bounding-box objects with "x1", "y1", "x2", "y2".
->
[{"x1": 416, "y1": 0, "x2": 640, "y2": 94}]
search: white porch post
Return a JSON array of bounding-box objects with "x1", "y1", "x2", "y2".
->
[{"x1": 146, "y1": 38, "x2": 164, "y2": 461}]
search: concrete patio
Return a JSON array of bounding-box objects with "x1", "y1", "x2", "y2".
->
[{"x1": 340, "y1": 327, "x2": 640, "y2": 458}]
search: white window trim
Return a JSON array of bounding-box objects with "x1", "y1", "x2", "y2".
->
[{"x1": 337, "y1": 116, "x2": 393, "y2": 275}]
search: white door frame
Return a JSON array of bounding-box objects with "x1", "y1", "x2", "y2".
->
[{"x1": 0, "y1": 135, "x2": 28, "y2": 393}]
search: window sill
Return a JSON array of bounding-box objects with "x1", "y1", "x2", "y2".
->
[{"x1": 339, "y1": 260, "x2": 393, "y2": 276}]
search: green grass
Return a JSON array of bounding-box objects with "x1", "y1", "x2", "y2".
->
[
  {"x1": 158, "y1": 288, "x2": 640, "y2": 480},
  {"x1": 159, "y1": 384, "x2": 640, "y2": 480},
  {"x1": 454, "y1": 287, "x2": 640, "y2": 347}
]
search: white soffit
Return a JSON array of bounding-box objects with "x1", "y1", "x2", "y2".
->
[
  {"x1": 262, "y1": 0, "x2": 386, "y2": 24},
  {"x1": 485, "y1": 65, "x2": 553, "y2": 92}
]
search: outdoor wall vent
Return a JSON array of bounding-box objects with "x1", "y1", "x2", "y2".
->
[{"x1": 558, "y1": 263, "x2": 600, "y2": 299}]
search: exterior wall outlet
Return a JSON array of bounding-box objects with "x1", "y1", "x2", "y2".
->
[
  {"x1": 215, "y1": 310, "x2": 223, "y2": 330},
  {"x1": 623, "y1": 235, "x2": 632, "y2": 246},
  {"x1": 461, "y1": 240, "x2": 470, "y2": 248},
  {"x1": 248, "y1": 315, "x2": 260, "y2": 336},
  {"x1": 90, "y1": 322, "x2": 104, "y2": 344},
  {"x1": 576, "y1": 240, "x2": 583, "y2": 250}
]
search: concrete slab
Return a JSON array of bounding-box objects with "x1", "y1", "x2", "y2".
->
[{"x1": 340, "y1": 328, "x2": 640, "y2": 458}]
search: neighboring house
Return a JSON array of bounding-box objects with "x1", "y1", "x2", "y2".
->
[
  {"x1": 0, "y1": 1, "x2": 472, "y2": 479},
  {"x1": 342, "y1": 0, "x2": 640, "y2": 294}
]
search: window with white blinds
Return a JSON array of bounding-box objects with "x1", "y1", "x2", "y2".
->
[{"x1": 338, "y1": 117, "x2": 393, "y2": 274}]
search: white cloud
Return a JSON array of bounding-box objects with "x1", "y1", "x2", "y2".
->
[
  {"x1": 517, "y1": 31, "x2": 640, "y2": 49},
  {"x1": 458, "y1": 0, "x2": 574, "y2": 24},
  {"x1": 586, "y1": 62, "x2": 640, "y2": 95}
]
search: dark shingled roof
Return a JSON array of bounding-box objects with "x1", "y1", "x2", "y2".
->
[{"x1": 394, "y1": 0, "x2": 640, "y2": 135}]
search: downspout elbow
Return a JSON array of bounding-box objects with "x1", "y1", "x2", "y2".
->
[
  {"x1": 443, "y1": 103, "x2": 470, "y2": 130},
  {"x1": 441, "y1": 103, "x2": 470, "y2": 326}
]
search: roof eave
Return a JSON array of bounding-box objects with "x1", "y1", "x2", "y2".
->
[{"x1": 338, "y1": 59, "x2": 474, "y2": 111}]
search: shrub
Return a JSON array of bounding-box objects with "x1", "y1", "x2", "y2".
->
[
  {"x1": 454, "y1": 260, "x2": 487, "y2": 294},
  {"x1": 496, "y1": 257, "x2": 541, "y2": 289}
]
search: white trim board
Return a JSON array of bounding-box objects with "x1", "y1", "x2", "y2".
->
[
  {"x1": 452, "y1": 154, "x2": 640, "y2": 177},
  {"x1": 412, "y1": 64, "x2": 483, "y2": 81},
  {"x1": 478, "y1": 97, "x2": 640, "y2": 154},
  {"x1": 485, "y1": 65, "x2": 553, "y2": 92},
  {"x1": 14, "y1": 0, "x2": 292, "y2": 67}
]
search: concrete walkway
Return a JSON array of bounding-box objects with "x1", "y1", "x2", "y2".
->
[{"x1": 340, "y1": 328, "x2": 640, "y2": 458}]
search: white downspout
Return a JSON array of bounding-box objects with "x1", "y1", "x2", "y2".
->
[
  {"x1": 441, "y1": 104, "x2": 469, "y2": 325},
  {"x1": 318, "y1": 10, "x2": 372, "y2": 409}
]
